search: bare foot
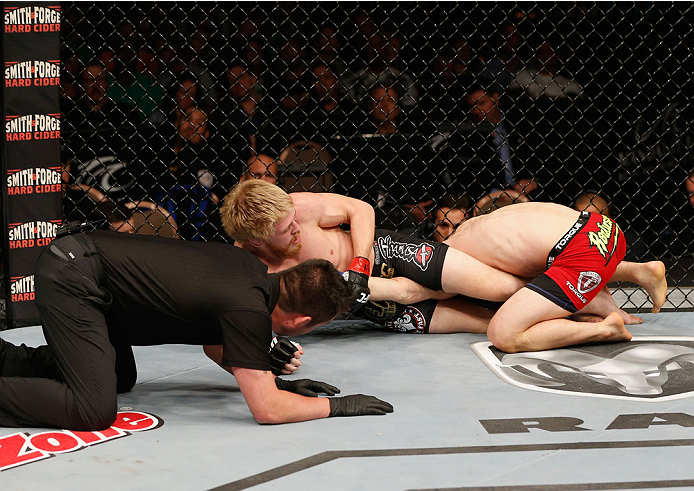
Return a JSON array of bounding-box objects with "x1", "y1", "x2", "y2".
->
[
  {"x1": 638, "y1": 261, "x2": 668, "y2": 313},
  {"x1": 601, "y1": 311, "x2": 632, "y2": 342},
  {"x1": 582, "y1": 287, "x2": 643, "y2": 325}
]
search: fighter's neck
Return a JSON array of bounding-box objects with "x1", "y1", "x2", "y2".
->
[{"x1": 242, "y1": 245, "x2": 300, "y2": 273}]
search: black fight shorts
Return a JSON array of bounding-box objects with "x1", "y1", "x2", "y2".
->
[
  {"x1": 361, "y1": 298, "x2": 437, "y2": 334},
  {"x1": 371, "y1": 229, "x2": 449, "y2": 291},
  {"x1": 358, "y1": 230, "x2": 448, "y2": 333}
]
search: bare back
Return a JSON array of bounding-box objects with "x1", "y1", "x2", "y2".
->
[{"x1": 445, "y1": 202, "x2": 582, "y2": 277}]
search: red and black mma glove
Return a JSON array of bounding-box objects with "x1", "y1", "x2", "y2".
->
[
  {"x1": 343, "y1": 256, "x2": 371, "y2": 313},
  {"x1": 269, "y1": 336, "x2": 299, "y2": 376}
]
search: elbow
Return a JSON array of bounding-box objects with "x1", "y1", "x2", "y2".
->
[
  {"x1": 363, "y1": 202, "x2": 376, "y2": 219},
  {"x1": 251, "y1": 407, "x2": 285, "y2": 425}
]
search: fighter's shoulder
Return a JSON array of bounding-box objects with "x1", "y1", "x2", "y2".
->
[{"x1": 290, "y1": 192, "x2": 331, "y2": 219}]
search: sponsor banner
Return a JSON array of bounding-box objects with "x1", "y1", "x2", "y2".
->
[
  {"x1": 7, "y1": 220, "x2": 60, "y2": 249},
  {"x1": 2, "y1": 2, "x2": 62, "y2": 327},
  {"x1": 0, "y1": 410, "x2": 163, "y2": 471},
  {"x1": 6, "y1": 166, "x2": 62, "y2": 195},
  {"x1": 3, "y1": 5, "x2": 61, "y2": 34},
  {"x1": 4, "y1": 60, "x2": 60, "y2": 87},
  {"x1": 5, "y1": 113, "x2": 60, "y2": 141},
  {"x1": 9, "y1": 275, "x2": 34, "y2": 302}
]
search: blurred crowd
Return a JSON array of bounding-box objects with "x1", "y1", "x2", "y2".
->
[{"x1": 58, "y1": 4, "x2": 694, "y2": 258}]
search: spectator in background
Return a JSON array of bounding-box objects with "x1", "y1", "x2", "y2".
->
[
  {"x1": 304, "y1": 63, "x2": 364, "y2": 146},
  {"x1": 60, "y1": 47, "x2": 81, "y2": 101},
  {"x1": 239, "y1": 154, "x2": 278, "y2": 185},
  {"x1": 268, "y1": 34, "x2": 311, "y2": 112},
  {"x1": 510, "y1": 38, "x2": 582, "y2": 100},
  {"x1": 260, "y1": 34, "x2": 312, "y2": 155},
  {"x1": 687, "y1": 169, "x2": 694, "y2": 208},
  {"x1": 431, "y1": 193, "x2": 471, "y2": 242},
  {"x1": 481, "y1": 21, "x2": 529, "y2": 90},
  {"x1": 573, "y1": 189, "x2": 648, "y2": 260},
  {"x1": 423, "y1": 38, "x2": 481, "y2": 126},
  {"x1": 573, "y1": 190, "x2": 612, "y2": 216},
  {"x1": 88, "y1": 200, "x2": 137, "y2": 234},
  {"x1": 163, "y1": 71, "x2": 209, "y2": 125},
  {"x1": 463, "y1": 79, "x2": 521, "y2": 196},
  {"x1": 218, "y1": 64, "x2": 265, "y2": 159},
  {"x1": 241, "y1": 38, "x2": 267, "y2": 94},
  {"x1": 177, "y1": 25, "x2": 219, "y2": 105},
  {"x1": 344, "y1": 28, "x2": 419, "y2": 109},
  {"x1": 311, "y1": 24, "x2": 347, "y2": 76},
  {"x1": 152, "y1": 106, "x2": 226, "y2": 241},
  {"x1": 68, "y1": 60, "x2": 138, "y2": 128},
  {"x1": 164, "y1": 106, "x2": 221, "y2": 192},
  {"x1": 154, "y1": 41, "x2": 187, "y2": 90},
  {"x1": 473, "y1": 189, "x2": 530, "y2": 216},
  {"x1": 61, "y1": 60, "x2": 141, "y2": 204},
  {"x1": 336, "y1": 84, "x2": 443, "y2": 233},
  {"x1": 106, "y1": 44, "x2": 165, "y2": 123},
  {"x1": 347, "y1": 11, "x2": 378, "y2": 71}
]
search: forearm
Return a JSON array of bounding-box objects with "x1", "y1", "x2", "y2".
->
[
  {"x1": 368, "y1": 276, "x2": 454, "y2": 303},
  {"x1": 256, "y1": 390, "x2": 331, "y2": 424},
  {"x1": 233, "y1": 367, "x2": 331, "y2": 424},
  {"x1": 348, "y1": 201, "x2": 376, "y2": 261}
]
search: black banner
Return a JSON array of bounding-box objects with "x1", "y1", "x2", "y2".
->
[{"x1": 2, "y1": 2, "x2": 62, "y2": 327}]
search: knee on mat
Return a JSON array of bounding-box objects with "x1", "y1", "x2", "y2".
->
[
  {"x1": 71, "y1": 401, "x2": 118, "y2": 431},
  {"x1": 116, "y1": 374, "x2": 137, "y2": 394},
  {"x1": 487, "y1": 320, "x2": 521, "y2": 353}
]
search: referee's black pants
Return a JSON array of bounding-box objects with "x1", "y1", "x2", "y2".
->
[{"x1": 0, "y1": 234, "x2": 119, "y2": 430}]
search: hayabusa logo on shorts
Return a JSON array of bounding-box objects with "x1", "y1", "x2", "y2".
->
[
  {"x1": 472, "y1": 337, "x2": 694, "y2": 401},
  {"x1": 377, "y1": 236, "x2": 435, "y2": 271},
  {"x1": 577, "y1": 271, "x2": 602, "y2": 294},
  {"x1": 385, "y1": 306, "x2": 426, "y2": 333}
]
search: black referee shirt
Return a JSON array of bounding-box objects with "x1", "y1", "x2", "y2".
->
[{"x1": 87, "y1": 231, "x2": 279, "y2": 370}]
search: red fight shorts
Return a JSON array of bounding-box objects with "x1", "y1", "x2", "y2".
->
[{"x1": 526, "y1": 211, "x2": 627, "y2": 313}]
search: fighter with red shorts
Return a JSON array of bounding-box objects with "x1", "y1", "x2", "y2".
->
[{"x1": 525, "y1": 211, "x2": 627, "y2": 313}]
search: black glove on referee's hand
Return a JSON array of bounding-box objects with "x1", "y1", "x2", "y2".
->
[
  {"x1": 328, "y1": 394, "x2": 394, "y2": 417},
  {"x1": 269, "y1": 336, "x2": 299, "y2": 376},
  {"x1": 274, "y1": 378, "x2": 340, "y2": 397}
]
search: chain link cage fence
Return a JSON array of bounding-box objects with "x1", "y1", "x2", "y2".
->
[{"x1": 3, "y1": 2, "x2": 693, "y2": 319}]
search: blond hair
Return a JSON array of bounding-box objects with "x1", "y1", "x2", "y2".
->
[{"x1": 220, "y1": 180, "x2": 294, "y2": 243}]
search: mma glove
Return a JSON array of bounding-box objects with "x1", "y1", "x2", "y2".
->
[
  {"x1": 328, "y1": 394, "x2": 394, "y2": 417},
  {"x1": 269, "y1": 336, "x2": 300, "y2": 376},
  {"x1": 343, "y1": 256, "x2": 371, "y2": 312},
  {"x1": 274, "y1": 377, "x2": 340, "y2": 397}
]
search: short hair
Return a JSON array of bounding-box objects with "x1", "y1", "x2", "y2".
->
[
  {"x1": 434, "y1": 193, "x2": 471, "y2": 216},
  {"x1": 574, "y1": 190, "x2": 612, "y2": 216},
  {"x1": 277, "y1": 259, "x2": 356, "y2": 327},
  {"x1": 464, "y1": 76, "x2": 500, "y2": 98},
  {"x1": 220, "y1": 180, "x2": 294, "y2": 243}
]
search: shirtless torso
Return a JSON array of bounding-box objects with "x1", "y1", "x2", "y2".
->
[
  {"x1": 445, "y1": 202, "x2": 582, "y2": 278},
  {"x1": 236, "y1": 192, "x2": 373, "y2": 274}
]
